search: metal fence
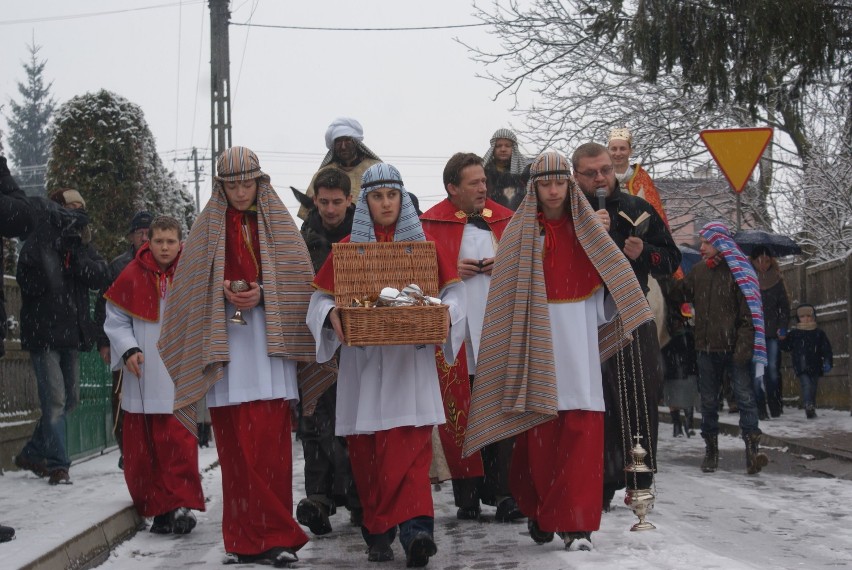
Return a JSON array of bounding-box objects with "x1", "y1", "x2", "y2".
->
[{"x1": 1, "y1": 276, "x2": 115, "y2": 471}]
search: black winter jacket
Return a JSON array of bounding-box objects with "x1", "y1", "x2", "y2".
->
[
  {"x1": 16, "y1": 198, "x2": 109, "y2": 352},
  {"x1": 589, "y1": 184, "x2": 681, "y2": 294},
  {"x1": 0, "y1": 159, "x2": 34, "y2": 356},
  {"x1": 485, "y1": 162, "x2": 526, "y2": 211},
  {"x1": 761, "y1": 280, "x2": 790, "y2": 339},
  {"x1": 780, "y1": 328, "x2": 833, "y2": 378},
  {"x1": 300, "y1": 205, "x2": 354, "y2": 273}
]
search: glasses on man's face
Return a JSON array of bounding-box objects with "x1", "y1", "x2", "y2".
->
[{"x1": 576, "y1": 165, "x2": 614, "y2": 179}]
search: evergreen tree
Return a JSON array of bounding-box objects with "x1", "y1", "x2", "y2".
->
[
  {"x1": 6, "y1": 42, "x2": 55, "y2": 197},
  {"x1": 46, "y1": 90, "x2": 196, "y2": 261}
]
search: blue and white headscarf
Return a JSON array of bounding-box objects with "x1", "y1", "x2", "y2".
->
[
  {"x1": 350, "y1": 163, "x2": 426, "y2": 243},
  {"x1": 700, "y1": 222, "x2": 768, "y2": 374}
]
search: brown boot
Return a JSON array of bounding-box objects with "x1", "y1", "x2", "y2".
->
[{"x1": 744, "y1": 433, "x2": 768, "y2": 475}]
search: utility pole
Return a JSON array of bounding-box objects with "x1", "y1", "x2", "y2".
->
[
  {"x1": 176, "y1": 147, "x2": 206, "y2": 213},
  {"x1": 209, "y1": 0, "x2": 232, "y2": 177}
]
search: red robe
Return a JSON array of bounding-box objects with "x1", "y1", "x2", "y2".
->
[{"x1": 419, "y1": 199, "x2": 513, "y2": 478}]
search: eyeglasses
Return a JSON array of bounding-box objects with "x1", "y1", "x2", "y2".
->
[{"x1": 575, "y1": 165, "x2": 614, "y2": 179}]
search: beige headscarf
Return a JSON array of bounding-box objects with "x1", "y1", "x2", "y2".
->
[{"x1": 159, "y1": 147, "x2": 320, "y2": 433}]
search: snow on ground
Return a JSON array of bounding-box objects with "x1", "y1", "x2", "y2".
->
[{"x1": 3, "y1": 409, "x2": 852, "y2": 569}]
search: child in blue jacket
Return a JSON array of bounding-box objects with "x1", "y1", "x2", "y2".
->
[{"x1": 779, "y1": 304, "x2": 833, "y2": 419}]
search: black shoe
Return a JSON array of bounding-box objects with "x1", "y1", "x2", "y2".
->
[
  {"x1": 224, "y1": 547, "x2": 298, "y2": 568},
  {"x1": 806, "y1": 406, "x2": 817, "y2": 419},
  {"x1": 701, "y1": 434, "x2": 719, "y2": 473},
  {"x1": 367, "y1": 532, "x2": 394, "y2": 562},
  {"x1": 456, "y1": 506, "x2": 481, "y2": 520},
  {"x1": 118, "y1": 455, "x2": 124, "y2": 470},
  {"x1": 527, "y1": 519, "x2": 554, "y2": 545},
  {"x1": 350, "y1": 507, "x2": 364, "y2": 527},
  {"x1": 14, "y1": 454, "x2": 49, "y2": 478},
  {"x1": 559, "y1": 531, "x2": 593, "y2": 551},
  {"x1": 150, "y1": 513, "x2": 172, "y2": 534},
  {"x1": 171, "y1": 507, "x2": 197, "y2": 535},
  {"x1": 405, "y1": 533, "x2": 437, "y2": 568},
  {"x1": 494, "y1": 497, "x2": 524, "y2": 522},
  {"x1": 296, "y1": 498, "x2": 332, "y2": 535},
  {"x1": 0, "y1": 525, "x2": 15, "y2": 543},
  {"x1": 48, "y1": 469, "x2": 72, "y2": 485}
]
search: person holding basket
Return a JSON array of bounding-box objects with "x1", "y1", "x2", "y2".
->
[{"x1": 306, "y1": 163, "x2": 466, "y2": 567}]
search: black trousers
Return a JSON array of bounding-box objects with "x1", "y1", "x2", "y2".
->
[{"x1": 298, "y1": 383, "x2": 359, "y2": 511}]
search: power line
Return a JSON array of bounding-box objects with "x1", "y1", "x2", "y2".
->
[
  {"x1": 231, "y1": 21, "x2": 488, "y2": 32},
  {"x1": 0, "y1": 1, "x2": 205, "y2": 26}
]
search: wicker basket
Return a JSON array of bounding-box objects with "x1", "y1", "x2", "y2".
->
[{"x1": 332, "y1": 241, "x2": 450, "y2": 347}]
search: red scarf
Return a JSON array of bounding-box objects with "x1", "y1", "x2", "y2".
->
[
  {"x1": 104, "y1": 243, "x2": 181, "y2": 322},
  {"x1": 224, "y1": 206, "x2": 261, "y2": 282},
  {"x1": 539, "y1": 212, "x2": 602, "y2": 301}
]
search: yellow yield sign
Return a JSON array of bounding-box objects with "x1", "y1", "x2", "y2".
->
[{"x1": 699, "y1": 128, "x2": 773, "y2": 193}]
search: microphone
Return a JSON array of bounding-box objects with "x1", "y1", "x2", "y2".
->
[{"x1": 595, "y1": 187, "x2": 607, "y2": 211}]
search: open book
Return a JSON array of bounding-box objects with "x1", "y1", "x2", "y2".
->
[{"x1": 618, "y1": 210, "x2": 651, "y2": 237}]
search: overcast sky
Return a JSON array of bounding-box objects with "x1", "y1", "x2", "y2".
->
[{"x1": 0, "y1": 0, "x2": 531, "y2": 218}]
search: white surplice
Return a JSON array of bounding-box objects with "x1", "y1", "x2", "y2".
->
[
  {"x1": 105, "y1": 301, "x2": 176, "y2": 414},
  {"x1": 307, "y1": 280, "x2": 466, "y2": 436},
  {"x1": 548, "y1": 287, "x2": 617, "y2": 412},
  {"x1": 457, "y1": 225, "x2": 497, "y2": 375},
  {"x1": 205, "y1": 300, "x2": 300, "y2": 408}
]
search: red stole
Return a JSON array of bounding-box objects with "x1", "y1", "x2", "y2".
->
[
  {"x1": 419, "y1": 199, "x2": 512, "y2": 478},
  {"x1": 104, "y1": 243, "x2": 181, "y2": 322},
  {"x1": 224, "y1": 206, "x2": 261, "y2": 282},
  {"x1": 419, "y1": 198, "x2": 513, "y2": 261},
  {"x1": 539, "y1": 213, "x2": 602, "y2": 302}
]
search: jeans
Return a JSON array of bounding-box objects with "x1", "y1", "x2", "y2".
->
[
  {"x1": 398, "y1": 516, "x2": 434, "y2": 551},
  {"x1": 752, "y1": 338, "x2": 781, "y2": 415},
  {"x1": 20, "y1": 349, "x2": 79, "y2": 471},
  {"x1": 697, "y1": 352, "x2": 760, "y2": 437},
  {"x1": 799, "y1": 374, "x2": 818, "y2": 409}
]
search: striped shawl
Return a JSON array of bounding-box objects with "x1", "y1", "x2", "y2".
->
[
  {"x1": 462, "y1": 151, "x2": 653, "y2": 457},
  {"x1": 158, "y1": 175, "x2": 320, "y2": 434}
]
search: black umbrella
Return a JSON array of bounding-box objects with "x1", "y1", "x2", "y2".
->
[
  {"x1": 678, "y1": 245, "x2": 701, "y2": 274},
  {"x1": 733, "y1": 229, "x2": 802, "y2": 257}
]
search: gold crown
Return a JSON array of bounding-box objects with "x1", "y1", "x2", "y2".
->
[{"x1": 608, "y1": 127, "x2": 632, "y2": 144}]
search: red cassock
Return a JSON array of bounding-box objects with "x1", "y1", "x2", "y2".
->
[{"x1": 419, "y1": 199, "x2": 513, "y2": 478}]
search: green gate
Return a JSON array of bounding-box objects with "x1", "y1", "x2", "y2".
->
[{"x1": 66, "y1": 292, "x2": 116, "y2": 459}]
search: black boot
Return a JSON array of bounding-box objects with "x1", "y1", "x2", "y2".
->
[
  {"x1": 701, "y1": 434, "x2": 719, "y2": 473},
  {"x1": 744, "y1": 433, "x2": 768, "y2": 474},
  {"x1": 670, "y1": 410, "x2": 684, "y2": 438},
  {"x1": 683, "y1": 408, "x2": 695, "y2": 437}
]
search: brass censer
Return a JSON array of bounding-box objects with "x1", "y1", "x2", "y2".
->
[{"x1": 623, "y1": 434, "x2": 656, "y2": 531}]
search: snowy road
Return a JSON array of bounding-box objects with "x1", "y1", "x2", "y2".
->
[{"x1": 95, "y1": 431, "x2": 852, "y2": 569}]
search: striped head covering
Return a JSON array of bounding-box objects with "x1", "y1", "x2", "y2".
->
[
  {"x1": 319, "y1": 117, "x2": 381, "y2": 168},
  {"x1": 699, "y1": 221, "x2": 767, "y2": 370},
  {"x1": 214, "y1": 146, "x2": 265, "y2": 182},
  {"x1": 158, "y1": 146, "x2": 320, "y2": 434},
  {"x1": 483, "y1": 128, "x2": 528, "y2": 175},
  {"x1": 462, "y1": 150, "x2": 653, "y2": 457},
  {"x1": 350, "y1": 163, "x2": 426, "y2": 243}
]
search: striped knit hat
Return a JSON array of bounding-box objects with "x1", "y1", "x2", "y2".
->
[
  {"x1": 483, "y1": 128, "x2": 528, "y2": 175},
  {"x1": 700, "y1": 221, "x2": 768, "y2": 370},
  {"x1": 350, "y1": 162, "x2": 425, "y2": 244},
  {"x1": 215, "y1": 146, "x2": 266, "y2": 182}
]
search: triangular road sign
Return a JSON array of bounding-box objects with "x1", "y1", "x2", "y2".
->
[{"x1": 699, "y1": 128, "x2": 773, "y2": 193}]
